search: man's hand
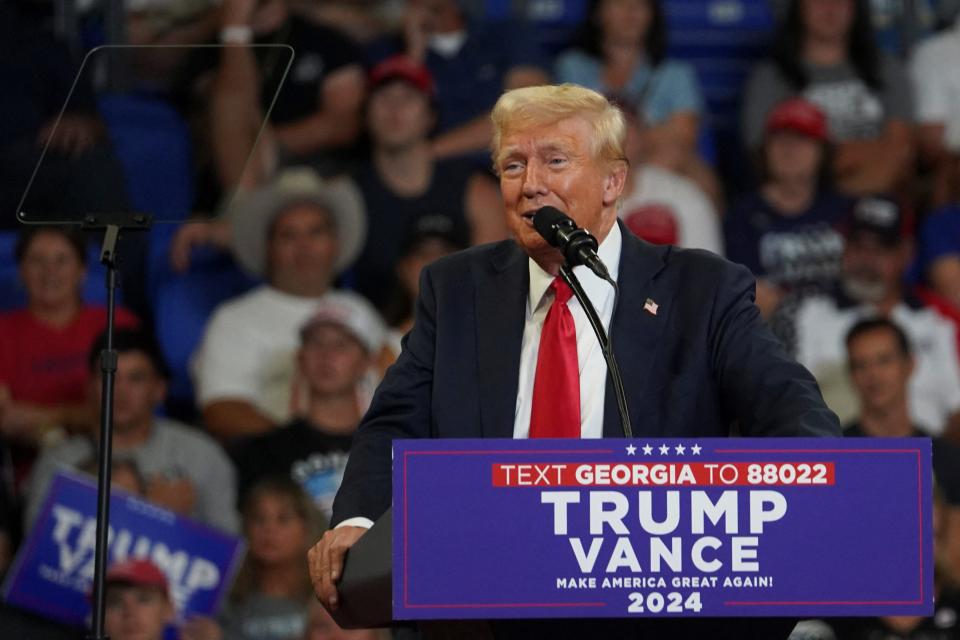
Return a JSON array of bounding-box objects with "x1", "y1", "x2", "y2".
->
[
  {"x1": 146, "y1": 476, "x2": 197, "y2": 515},
  {"x1": 308, "y1": 526, "x2": 367, "y2": 611},
  {"x1": 168, "y1": 219, "x2": 231, "y2": 273}
]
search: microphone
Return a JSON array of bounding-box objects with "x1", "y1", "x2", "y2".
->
[{"x1": 532, "y1": 206, "x2": 611, "y2": 281}]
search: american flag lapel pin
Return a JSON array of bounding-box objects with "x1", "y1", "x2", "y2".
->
[{"x1": 644, "y1": 298, "x2": 659, "y2": 316}]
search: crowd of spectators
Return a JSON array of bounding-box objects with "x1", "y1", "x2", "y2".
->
[{"x1": 3, "y1": 0, "x2": 960, "y2": 637}]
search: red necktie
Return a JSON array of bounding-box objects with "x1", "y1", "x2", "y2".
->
[{"x1": 529, "y1": 278, "x2": 580, "y2": 438}]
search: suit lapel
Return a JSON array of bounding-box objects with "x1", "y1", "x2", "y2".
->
[
  {"x1": 603, "y1": 226, "x2": 669, "y2": 438},
  {"x1": 476, "y1": 241, "x2": 528, "y2": 439}
]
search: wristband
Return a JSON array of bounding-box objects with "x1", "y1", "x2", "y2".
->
[{"x1": 219, "y1": 24, "x2": 253, "y2": 44}]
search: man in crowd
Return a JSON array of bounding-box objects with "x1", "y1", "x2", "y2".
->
[
  {"x1": 310, "y1": 84, "x2": 840, "y2": 638},
  {"x1": 369, "y1": 0, "x2": 549, "y2": 161},
  {"x1": 843, "y1": 317, "x2": 960, "y2": 494},
  {"x1": 209, "y1": 0, "x2": 366, "y2": 188},
  {"x1": 102, "y1": 559, "x2": 174, "y2": 640},
  {"x1": 25, "y1": 329, "x2": 238, "y2": 533},
  {"x1": 830, "y1": 317, "x2": 960, "y2": 638},
  {"x1": 191, "y1": 167, "x2": 373, "y2": 441},
  {"x1": 350, "y1": 54, "x2": 506, "y2": 310},
  {"x1": 795, "y1": 196, "x2": 960, "y2": 436},
  {"x1": 232, "y1": 294, "x2": 386, "y2": 521}
]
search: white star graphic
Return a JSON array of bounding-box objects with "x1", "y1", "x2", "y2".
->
[
  {"x1": 658, "y1": 444, "x2": 670, "y2": 455},
  {"x1": 642, "y1": 444, "x2": 653, "y2": 455},
  {"x1": 626, "y1": 444, "x2": 637, "y2": 456},
  {"x1": 691, "y1": 444, "x2": 702, "y2": 455},
  {"x1": 675, "y1": 444, "x2": 686, "y2": 455}
]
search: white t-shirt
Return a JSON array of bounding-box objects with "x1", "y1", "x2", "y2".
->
[
  {"x1": 192, "y1": 285, "x2": 371, "y2": 422},
  {"x1": 618, "y1": 165, "x2": 723, "y2": 256},
  {"x1": 911, "y1": 18, "x2": 960, "y2": 151},
  {"x1": 795, "y1": 296, "x2": 960, "y2": 434}
]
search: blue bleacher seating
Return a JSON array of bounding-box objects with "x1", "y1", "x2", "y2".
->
[
  {"x1": 97, "y1": 93, "x2": 194, "y2": 223},
  {"x1": 149, "y1": 224, "x2": 258, "y2": 410}
]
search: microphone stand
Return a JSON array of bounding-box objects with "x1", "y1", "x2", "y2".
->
[
  {"x1": 558, "y1": 264, "x2": 632, "y2": 438},
  {"x1": 82, "y1": 212, "x2": 152, "y2": 640}
]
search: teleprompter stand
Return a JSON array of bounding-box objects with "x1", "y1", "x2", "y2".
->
[{"x1": 82, "y1": 212, "x2": 152, "y2": 640}]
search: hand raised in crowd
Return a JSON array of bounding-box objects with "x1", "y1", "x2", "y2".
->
[
  {"x1": 146, "y1": 475, "x2": 198, "y2": 515},
  {"x1": 168, "y1": 219, "x2": 231, "y2": 273},
  {"x1": 36, "y1": 114, "x2": 102, "y2": 158},
  {"x1": 307, "y1": 526, "x2": 368, "y2": 611},
  {"x1": 402, "y1": 3, "x2": 431, "y2": 62},
  {"x1": 180, "y1": 615, "x2": 223, "y2": 640}
]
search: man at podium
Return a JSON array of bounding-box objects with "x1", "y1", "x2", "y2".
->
[{"x1": 309, "y1": 84, "x2": 840, "y2": 637}]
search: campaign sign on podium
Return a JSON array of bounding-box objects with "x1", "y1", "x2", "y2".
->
[{"x1": 393, "y1": 438, "x2": 933, "y2": 619}]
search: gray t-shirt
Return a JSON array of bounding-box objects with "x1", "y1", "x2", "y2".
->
[
  {"x1": 220, "y1": 593, "x2": 307, "y2": 640},
  {"x1": 24, "y1": 417, "x2": 239, "y2": 533},
  {"x1": 741, "y1": 55, "x2": 913, "y2": 148}
]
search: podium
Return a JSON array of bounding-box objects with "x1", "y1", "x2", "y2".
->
[{"x1": 330, "y1": 438, "x2": 934, "y2": 630}]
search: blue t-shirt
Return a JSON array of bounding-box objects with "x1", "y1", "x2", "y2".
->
[
  {"x1": 724, "y1": 190, "x2": 851, "y2": 291},
  {"x1": 553, "y1": 50, "x2": 704, "y2": 124},
  {"x1": 918, "y1": 204, "x2": 960, "y2": 276},
  {"x1": 368, "y1": 20, "x2": 548, "y2": 133}
]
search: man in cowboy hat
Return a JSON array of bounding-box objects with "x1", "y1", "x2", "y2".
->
[{"x1": 192, "y1": 167, "x2": 378, "y2": 442}]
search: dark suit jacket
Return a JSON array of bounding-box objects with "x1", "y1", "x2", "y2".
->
[{"x1": 334, "y1": 225, "x2": 840, "y2": 524}]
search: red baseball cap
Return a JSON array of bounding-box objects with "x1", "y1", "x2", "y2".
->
[
  {"x1": 765, "y1": 98, "x2": 828, "y2": 142},
  {"x1": 369, "y1": 55, "x2": 434, "y2": 97},
  {"x1": 104, "y1": 559, "x2": 169, "y2": 593}
]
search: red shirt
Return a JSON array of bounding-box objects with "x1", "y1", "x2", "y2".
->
[{"x1": 0, "y1": 306, "x2": 139, "y2": 405}]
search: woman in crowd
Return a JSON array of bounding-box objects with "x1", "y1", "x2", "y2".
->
[
  {"x1": 554, "y1": 0, "x2": 717, "y2": 201},
  {"x1": 741, "y1": 0, "x2": 914, "y2": 196},
  {"x1": 0, "y1": 227, "x2": 138, "y2": 490},
  {"x1": 219, "y1": 478, "x2": 323, "y2": 640}
]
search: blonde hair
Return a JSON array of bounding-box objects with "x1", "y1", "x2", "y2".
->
[{"x1": 490, "y1": 84, "x2": 627, "y2": 171}]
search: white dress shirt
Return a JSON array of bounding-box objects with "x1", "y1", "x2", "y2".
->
[
  {"x1": 513, "y1": 223, "x2": 622, "y2": 439},
  {"x1": 337, "y1": 225, "x2": 623, "y2": 529}
]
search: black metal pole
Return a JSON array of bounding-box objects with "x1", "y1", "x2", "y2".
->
[{"x1": 89, "y1": 224, "x2": 121, "y2": 640}]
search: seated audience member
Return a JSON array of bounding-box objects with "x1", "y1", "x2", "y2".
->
[
  {"x1": 843, "y1": 317, "x2": 960, "y2": 454},
  {"x1": 725, "y1": 98, "x2": 850, "y2": 350},
  {"x1": 208, "y1": 0, "x2": 366, "y2": 189},
  {"x1": 218, "y1": 478, "x2": 323, "y2": 640},
  {"x1": 381, "y1": 216, "x2": 465, "y2": 358},
  {"x1": 741, "y1": 0, "x2": 914, "y2": 196},
  {"x1": 368, "y1": 0, "x2": 549, "y2": 161},
  {"x1": 191, "y1": 168, "x2": 373, "y2": 441},
  {"x1": 351, "y1": 55, "x2": 505, "y2": 310},
  {"x1": 617, "y1": 103, "x2": 722, "y2": 255},
  {"x1": 0, "y1": 227, "x2": 138, "y2": 488},
  {"x1": 102, "y1": 559, "x2": 175, "y2": 640},
  {"x1": 555, "y1": 0, "x2": 706, "y2": 178},
  {"x1": 0, "y1": 3, "x2": 130, "y2": 232},
  {"x1": 910, "y1": 14, "x2": 960, "y2": 207},
  {"x1": 233, "y1": 296, "x2": 386, "y2": 521},
  {"x1": 79, "y1": 456, "x2": 148, "y2": 497},
  {"x1": 25, "y1": 329, "x2": 239, "y2": 532},
  {"x1": 831, "y1": 317, "x2": 960, "y2": 638},
  {"x1": 795, "y1": 196, "x2": 960, "y2": 434}
]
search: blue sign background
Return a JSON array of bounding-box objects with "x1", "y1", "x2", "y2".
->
[
  {"x1": 3, "y1": 470, "x2": 245, "y2": 627},
  {"x1": 393, "y1": 438, "x2": 933, "y2": 619}
]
